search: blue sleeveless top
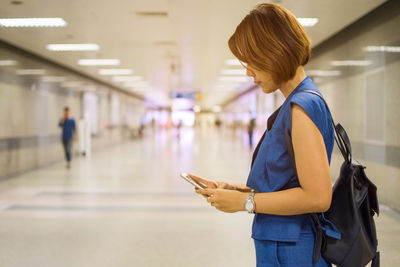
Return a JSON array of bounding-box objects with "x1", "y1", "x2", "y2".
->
[{"x1": 246, "y1": 76, "x2": 341, "y2": 242}]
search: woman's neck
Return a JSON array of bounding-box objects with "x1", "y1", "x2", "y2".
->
[{"x1": 279, "y1": 67, "x2": 307, "y2": 98}]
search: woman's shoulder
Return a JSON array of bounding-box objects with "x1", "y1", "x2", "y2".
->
[
  {"x1": 288, "y1": 89, "x2": 332, "y2": 138},
  {"x1": 290, "y1": 89, "x2": 326, "y2": 117}
]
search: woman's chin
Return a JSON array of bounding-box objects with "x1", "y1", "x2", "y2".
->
[
  {"x1": 261, "y1": 87, "x2": 272, "y2": 94},
  {"x1": 261, "y1": 85, "x2": 279, "y2": 94}
]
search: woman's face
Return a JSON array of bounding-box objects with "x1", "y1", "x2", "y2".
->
[{"x1": 246, "y1": 65, "x2": 279, "y2": 94}]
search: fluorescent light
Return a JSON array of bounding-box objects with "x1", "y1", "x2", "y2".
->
[
  {"x1": 0, "y1": 18, "x2": 67, "y2": 27},
  {"x1": 193, "y1": 105, "x2": 201, "y2": 113},
  {"x1": 307, "y1": 70, "x2": 341, "y2": 77},
  {"x1": 212, "y1": 106, "x2": 222, "y2": 113},
  {"x1": 46, "y1": 44, "x2": 99, "y2": 51},
  {"x1": 99, "y1": 69, "x2": 133, "y2": 75},
  {"x1": 41, "y1": 76, "x2": 66, "y2": 82},
  {"x1": 61, "y1": 81, "x2": 83, "y2": 88},
  {"x1": 78, "y1": 59, "x2": 120, "y2": 66},
  {"x1": 331, "y1": 60, "x2": 372, "y2": 66},
  {"x1": 363, "y1": 46, "x2": 400, "y2": 53},
  {"x1": 16, "y1": 69, "x2": 46, "y2": 75},
  {"x1": 225, "y1": 59, "x2": 242, "y2": 66},
  {"x1": 221, "y1": 69, "x2": 247, "y2": 75},
  {"x1": 218, "y1": 76, "x2": 249, "y2": 82},
  {"x1": 0, "y1": 60, "x2": 17, "y2": 66},
  {"x1": 113, "y1": 76, "x2": 142, "y2": 82},
  {"x1": 297, "y1": 18, "x2": 319, "y2": 27}
]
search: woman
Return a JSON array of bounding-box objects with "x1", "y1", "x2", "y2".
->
[{"x1": 190, "y1": 3, "x2": 340, "y2": 267}]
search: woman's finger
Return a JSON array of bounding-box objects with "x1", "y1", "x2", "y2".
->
[
  {"x1": 188, "y1": 173, "x2": 217, "y2": 188},
  {"x1": 194, "y1": 189, "x2": 208, "y2": 198},
  {"x1": 197, "y1": 188, "x2": 216, "y2": 196},
  {"x1": 216, "y1": 182, "x2": 231, "y2": 189}
]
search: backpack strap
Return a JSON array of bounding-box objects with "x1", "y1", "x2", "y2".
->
[
  {"x1": 300, "y1": 90, "x2": 352, "y2": 164},
  {"x1": 310, "y1": 213, "x2": 325, "y2": 264},
  {"x1": 371, "y1": 251, "x2": 380, "y2": 267}
]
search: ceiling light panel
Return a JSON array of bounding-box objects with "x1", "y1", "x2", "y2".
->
[
  {"x1": 330, "y1": 60, "x2": 372, "y2": 66},
  {"x1": 0, "y1": 18, "x2": 67, "y2": 27},
  {"x1": 0, "y1": 60, "x2": 18, "y2": 66},
  {"x1": 16, "y1": 69, "x2": 46, "y2": 75},
  {"x1": 99, "y1": 69, "x2": 133, "y2": 75},
  {"x1": 78, "y1": 59, "x2": 120, "y2": 66},
  {"x1": 297, "y1": 18, "x2": 319, "y2": 27},
  {"x1": 363, "y1": 46, "x2": 400, "y2": 52},
  {"x1": 47, "y1": 44, "x2": 100, "y2": 51},
  {"x1": 307, "y1": 70, "x2": 341, "y2": 76}
]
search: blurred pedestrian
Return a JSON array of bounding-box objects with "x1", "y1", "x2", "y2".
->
[
  {"x1": 247, "y1": 118, "x2": 256, "y2": 147},
  {"x1": 177, "y1": 119, "x2": 183, "y2": 139},
  {"x1": 215, "y1": 117, "x2": 222, "y2": 130},
  {"x1": 58, "y1": 107, "x2": 77, "y2": 168}
]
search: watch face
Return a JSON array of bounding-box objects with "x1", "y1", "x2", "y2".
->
[{"x1": 245, "y1": 200, "x2": 254, "y2": 211}]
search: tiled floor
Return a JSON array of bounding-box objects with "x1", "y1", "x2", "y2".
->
[{"x1": 0, "y1": 127, "x2": 398, "y2": 267}]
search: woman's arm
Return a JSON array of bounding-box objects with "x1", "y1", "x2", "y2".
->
[
  {"x1": 252, "y1": 104, "x2": 332, "y2": 214},
  {"x1": 198, "y1": 104, "x2": 332, "y2": 214},
  {"x1": 189, "y1": 174, "x2": 250, "y2": 192},
  {"x1": 229, "y1": 183, "x2": 252, "y2": 192}
]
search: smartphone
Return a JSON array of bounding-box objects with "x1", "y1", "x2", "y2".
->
[{"x1": 180, "y1": 173, "x2": 207, "y2": 189}]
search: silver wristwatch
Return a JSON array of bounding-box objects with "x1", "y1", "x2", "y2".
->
[{"x1": 245, "y1": 189, "x2": 256, "y2": 214}]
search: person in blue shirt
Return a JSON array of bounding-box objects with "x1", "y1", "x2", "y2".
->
[
  {"x1": 58, "y1": 107, "x2": 76, "y2": 168},
  {"x1": 189, "y1": 3, "x2": 340, "y2": 267}
]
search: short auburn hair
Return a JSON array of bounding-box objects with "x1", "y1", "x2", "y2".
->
[{"x1": 228, "y1": 3, "x2": 311, "y2": 84}]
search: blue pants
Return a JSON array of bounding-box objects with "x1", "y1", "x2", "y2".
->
[
  {"x1": 254, "y1": 232, "x2": 331, "y2": 267},
  {"x1": 62, "y1": 139, "x2": 73, "y2": 162}
]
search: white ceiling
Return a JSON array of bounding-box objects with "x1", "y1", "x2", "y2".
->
[{"x1": 0, "y1": 0, "x2": 387, "y2": 108}]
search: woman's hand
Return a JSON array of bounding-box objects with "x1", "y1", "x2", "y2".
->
[
  {"x1": 188, "y1": 173, "x2": 237, "y2": 200},
  {"x1": 196, "y1": 188, "x2": 247, "y2": 213},
  {"x1": 215, "y1": 181, "x2": 236, "y2": 190},
  {"x1": 188, "y1": 173, "x2": 236, "y2": 190},
  {"x1": 188, "y1": 173, "x2": 218, "y2": 189}
]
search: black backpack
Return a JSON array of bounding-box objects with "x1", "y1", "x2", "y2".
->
[{"x1": 285, "y1": 90, "x2": 380, "y2": 267}]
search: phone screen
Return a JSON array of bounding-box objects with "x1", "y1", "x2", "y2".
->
[{"x1": 180, "y1": 173, "x2": 206, "y2": 189}]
